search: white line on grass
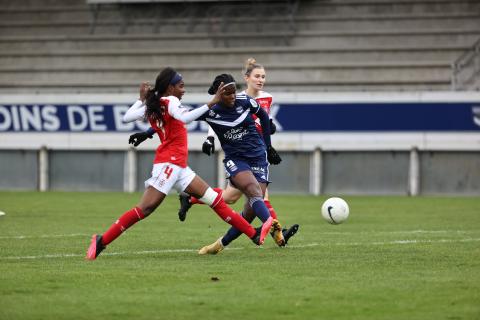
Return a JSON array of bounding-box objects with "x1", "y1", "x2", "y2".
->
[
  {"x1": 287, "y1": 238, "x2": 480, "y2": 248},
  {"x1": 0, "y1": 230, "x2": 476, "y2": 240},
  {"x1": 0, "y1": 233, "x2": 90, "y2": 240},
  {"x1": 2, "y1": 238, "x2": 480, "y2": 261},
  {"x1": 321, "y1": 230, "x2": 473, "y2": 235}
]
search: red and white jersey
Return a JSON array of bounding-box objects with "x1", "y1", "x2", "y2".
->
[
  {"x1": 149, "y1": 96, "x2": 188, "y2": 168},
  {"x1": 240, "y1": 90, "x2": 273, "y2": 134}
]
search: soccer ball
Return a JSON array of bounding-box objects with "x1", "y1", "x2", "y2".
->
[{"x1": 321, "y1": 197, "x2": 349, "y2": 224}]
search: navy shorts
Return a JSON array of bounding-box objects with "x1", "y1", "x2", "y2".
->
[{"x1": 223, "y1": 157, "x2": 270, "y2": 184}]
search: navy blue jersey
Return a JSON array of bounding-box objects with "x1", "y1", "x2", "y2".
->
[{"x1": 198, "y1": 93, "x2": 267, "y2": 160}]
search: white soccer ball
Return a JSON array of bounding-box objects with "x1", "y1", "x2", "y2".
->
[{"x1": 321, "y1": 197, "x2": 349, "y2": 224}]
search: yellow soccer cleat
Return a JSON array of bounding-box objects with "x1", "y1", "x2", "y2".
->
[
  {"x1": 270, "y1": 219, "x2": 285, "y2": 247},
  {"x1": 198, "y1": 238, "x2": 224, "y2": 255}
]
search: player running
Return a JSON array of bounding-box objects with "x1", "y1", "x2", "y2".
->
[
  {"x1": 179, "y1": 59, "x2": 299, "y2": 253},
  {"x1": 190, "y1": 73, "x2": 285, "y2": 254},
  {"x1": 86, "y1": 67, "x2": 273, "y2": 260}
]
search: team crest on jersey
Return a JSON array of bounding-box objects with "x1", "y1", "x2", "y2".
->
[{"x1": 235, "y1": 106, "x2": 243, "y2": 114}]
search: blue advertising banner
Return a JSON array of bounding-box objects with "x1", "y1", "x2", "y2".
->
[
  {"x1": 274, "y1": 103, "x2": 480, "y2": 131},
  {"x1": 1, "y1": 102, "x2": 479, "y2": 132}
]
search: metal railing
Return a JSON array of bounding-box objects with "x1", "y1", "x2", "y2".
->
[{"x1": 451, "y1": 37, "x2": 480, "y2": 91}]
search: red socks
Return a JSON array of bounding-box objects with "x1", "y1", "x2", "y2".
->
[
  {"x1": 264, "y1": 200, "x2": 278, "y2": 220},
  {"x1": 102, "y1": 207, "x2": 145, "y2": 246},
  {"x1": 190, "y1": 196, "x2": 203, "y2": 205},
  {"x1": 210, "y1": 191, "x2": 256, "y2": 239}
]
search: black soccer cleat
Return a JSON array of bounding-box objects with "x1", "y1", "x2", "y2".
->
[
  {"x1": 178, "y1": 194, "x2": 192, "y2": 222},
  {"x1": 251, "y1": 227, "x2": 262, "y2": 246},
  {"x1": 86, "y1": 234, "x2": 105, "y2": 260},
  {"x1": 282, "y1": 224, "x2": 299, "y2": 245}
]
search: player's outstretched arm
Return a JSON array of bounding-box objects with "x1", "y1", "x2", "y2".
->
[{"x1": 170, "y1": 82, "x2": 229, "y2": 124}]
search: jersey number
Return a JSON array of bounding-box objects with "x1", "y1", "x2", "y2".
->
[{"x1": 164, "y1": 166, "x2": 173, "y2": 179}]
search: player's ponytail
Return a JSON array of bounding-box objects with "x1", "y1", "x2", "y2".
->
[
  {"x1": 144, "y1": 89, "x2": 160, "y2": 121},
  {"x1": 145, "y1": 67, "x2": 178, "y2": 121},
  {"x1": 244, "y1": 57, "x2": 263, "y2": 76}
]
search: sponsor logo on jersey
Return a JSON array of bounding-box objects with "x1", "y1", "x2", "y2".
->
[
  {"x1": 209, "y1": 110, "x2": 216, "y2": 117},
  {"x1": 251, "y1": 166, "x2": 266, "y2": 174},
  {"x1": 223, "y1": 127, "x2": 248, "y2": 141},
  {"x1": 235, "y1": 107, "x2": 243, "y2": 114}
]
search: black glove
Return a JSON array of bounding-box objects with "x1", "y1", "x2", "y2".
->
[
  {"x1": 202, "y1": 136, "x2": 215, "y2": 156},
  {"x1": 128, "y1": 131, "x2": 153, "y2": 147},
  {"x1": 267, "y1": 146, "x2": 281, "y2": 165},
  {"x1": 269, "y1": 118, "x2": 277, "y2": 135}
]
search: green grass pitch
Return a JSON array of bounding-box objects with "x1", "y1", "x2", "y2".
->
[{"x1": 0, "y1": 192, "x2": 479, "y2": 320}]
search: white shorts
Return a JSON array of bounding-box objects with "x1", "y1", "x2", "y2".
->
[{"x1": 145, "y1": 163, "x2": 196, "y2": 195}]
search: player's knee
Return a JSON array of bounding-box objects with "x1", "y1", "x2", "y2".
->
[
  {"x1": 223, "y1": 187, "x2": 242, "y2": 204},
  {"x1": 224, "y1": 198, "x2": 236, "y2": 205},
  {"x1": 223, "y1": 193, "x2": 240, "y2": 204},
  {"x1": 199, "y1": 187, "x2": 218, "y2": 206},
  {"x1": 243, "y1": 182, "x2": 262, "y2": 198}
]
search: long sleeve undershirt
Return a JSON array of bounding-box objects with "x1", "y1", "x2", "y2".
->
[{"x1": 123, "y1": 98, "x2": 209, "y2": 124}]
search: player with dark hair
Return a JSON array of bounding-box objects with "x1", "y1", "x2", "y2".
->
[
  {"x1": 86, "y1": 67, "x2": 273, "y2": 260},
  {"x1": 189, "y1": 73, "x2": 284, "y2": 254},
  {"x1": 178, "y1": 59, "x2": 299, "y2": 253}
]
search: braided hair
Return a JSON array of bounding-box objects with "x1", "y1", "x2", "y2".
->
[
  {"x1": 145, "y1": 67, "x2": 178, "y2": 121},
  {"x1": 207, "y1": 73, "x2": 236, "y2": 95}
]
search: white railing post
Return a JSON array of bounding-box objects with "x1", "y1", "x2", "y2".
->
[
  {"x1": 408, "y1": 147, "x2": 420, "y2": 196},
  {"x1": 38, "y1": 146, "x2": 49, "y2": 192},
  {"x1": 310, "y1": 148, "x2": 322, "y2": 195},
  {"x1": 124, "y1": 147, "x2": 137, "y2": 193}
]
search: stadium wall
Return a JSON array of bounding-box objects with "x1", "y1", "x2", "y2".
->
[{"x1": 0, "y1": 92, "x2": 479, "y2": 195}]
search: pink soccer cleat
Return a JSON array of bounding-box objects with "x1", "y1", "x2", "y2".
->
[{"x1": 86, "y1": 234, "x2": 105, "y2": 260}]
